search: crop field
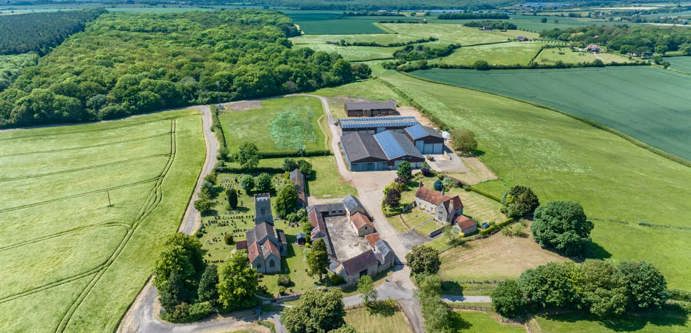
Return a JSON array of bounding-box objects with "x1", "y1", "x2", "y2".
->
[
  {"x1": 534, "y1": 47, "x2": 635, "y2": 65},
  {"x1": 432, "y1": 42, "x2": 544, "y2": 66},
  {"x1": 316, "y1": 71, "x2": 691, "y2": 291},
  {"x1": 454, "y1": 311, "x2": 525, "y2": 333},
  {"x1": 285, "y1": 10, "x2": 419, "y2": 34},
  {"x1": 0, "y1": 110, "x2": 204, "y2": 332},
  {"x1": 345, "y1": 306, "x2": 413, "y2": 333},
  {"x1": 410, "y1": 67, "x2": 691, "y2": 161},
  {"x1": 380, "y1": 23, "x2": 539, "y2": 46},
  {"x1": 219, "y1": 96, "x2": 327, "y2": 155},
  {"x1": 668, "y1": 56, "x2": 691, "y2": 74}
]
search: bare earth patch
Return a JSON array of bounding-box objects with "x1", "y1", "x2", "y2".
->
[
  {"x1": 440, "y1": 231, "x2": 568, "y2": 281},
  {"x1": 221, "y1": 100, "x2": 262, "y2": 111}
]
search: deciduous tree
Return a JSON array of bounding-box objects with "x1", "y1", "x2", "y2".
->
[
  {"x1": 237, "y1": 143, "x2": 259, "y2": 169},
  {"x1": 282, "y1": 289, "x2": 345, "y2": 333},
  {"x1": 217, "y1": 251, "x2": 258, "y2": 311},
  {"x1": 501, "y1": 185, "x2": 540, "y2": 219},
  {"x1": 307, "y1": 238, "x2": 329, "y2": 281},
  {"x1": 406, "y1": 245, "x2": 440, "y2": 276},
  {"x1": 531, "y1": 201, "x2": 593, "y2": 257}
]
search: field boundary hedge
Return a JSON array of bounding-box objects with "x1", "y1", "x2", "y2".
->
[{"x1": 399, "y1": 71, "x2": 690, "y2": 167}]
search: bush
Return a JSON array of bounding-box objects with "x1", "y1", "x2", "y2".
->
[
  {"x1": 452, "y1": 128, "x2": 478, "y2": 155},
  {"x1": 501, "y1": 185, "x2": 540, "y2": 220},
  {"x1": 277, "y1": 274, "x2": 294, "y2": 287},
  {"x1": 223, "y1": 233, "x2": 234, "y2": 245},
  {"x1": 162, "y1": 301, "x2": 213, "y2": 323},
  {"x1": 492, "y1": 280, "x2": 526, "y2": 318},
  {"x1": 328, "y1": 272, "x2": 346, "y2": 286}
]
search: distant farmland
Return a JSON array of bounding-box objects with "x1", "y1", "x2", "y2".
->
[{"x1": 411, "y1": 67, "x2": 691, "y2": 161}]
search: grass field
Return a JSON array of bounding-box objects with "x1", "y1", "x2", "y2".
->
[
  {"x1": 410, "y1": 67, "x2": 691, "y2": 161},
  {"x1": 379, "y1": 23, "x2": 539, "y2": 46},
  {"x1": 535, "y1": 309, "x2": 690, "y2": 333},
  {"x1": 668, "y1": 56, "x2": 691, "y2": 74},
  {"x1": 285, "y1": 10, "x2": 413, "y2": 34},
  {"x1": 534, "y1": 47, "x2": 635, "y2": 65},
  {"x1": 0, "y1": 110, "x2": 204, "y2": 332},
  {"x1": 344, "y1": 306, "x2": 413, "y2": 333},
  {"x1": 219, "y1": 96, "x2": 327, "y2": 155},
  {"x1": 315, "y1": 71, "x2": 691, "y2": 291},
  {"x1": 432, "y1": 42, "x2": 544, "y2": 66},
  {"x1": 455, "y1": 311, "x2": 526, "y2": 333},
  {"x1": 293, "y1": 42, "x2": 395, "y2": 61}
]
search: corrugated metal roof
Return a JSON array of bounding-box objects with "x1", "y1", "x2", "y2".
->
[
  {"x1": 345, "y1": 99, "x2": 396, "y2": 111},
  {"x1": 405, "y1": 123, "x2": 443, "y2": 141},
  {"x1": 373, "y1": 130, "x2": 424, "y2": 160},
  {"x1": 342, "y1": 131, "x2": 387, "y2": 163},
  {"x1": 339, "y1": 116, "x2": 417, "y2": 130}
]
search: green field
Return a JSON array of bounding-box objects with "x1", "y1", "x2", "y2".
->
[
  {"x1": 455, "y1": 311, "x2": 525, "y2": 333},
  {"x1": 379, "y1": 23, "x2": 539, "y2": 45},
  {"x1": 432, "y1": 42, "x2": 544, "y2": 66},
  {"x1": 668, "y1": 56, "x2": 691, "y2": 74},
  {"x1": 315, "y1": 71, "x2": 691, "y2": 291},
  {"x1": 220, "y1": 96, "x2": 327, "y2": 155},
  {"x1": 344, "y1": 306, "x2": 413, "y2": 333},
  {"x1": 534, "y1": 47, "x2": 636, "y2": 65},
  {"x1": 0, "y1": 110, "x2": 204, "y2": 332},
  {"x1": 293, "y1": 42, "x2": 395, "y2": 61},
  {"x1": 286, "y1": 10, "x2": 409, "y2": 34},
  {"x1": 535, "y1": 309, "x2": 690, "y2": 333},
  {"x1": 410, "y1": 67, "x2": 691, "y2": 161}
]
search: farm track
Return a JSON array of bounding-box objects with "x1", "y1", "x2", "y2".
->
[
  {"x1": 0, "y1": 131, "x2": 169, "y2": 158},
  {"x1": 0, "y1": 153, "x2": 168, "y2": 183},
  {"x1": 0, "y1": 120, "x2": 177, "y2": 315},
  {"x1": 55, "y1": 119, "x2": 178, "y2": 333}
]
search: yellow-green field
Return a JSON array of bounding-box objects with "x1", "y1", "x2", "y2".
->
[
  {"x1": 455, "y1": 311, "x2": 526, "y2": 333},
  {"x1": 534, "y1": 47, "x2": 636, "y2": 65},
  {"x1": 0, "y1": 110, "x2": 204, "y2": 332},
  {"x1": 345, "y1": 306, "x2": 413, "y2": 333},
  {"x1": 432, "y1": 42, "x2": 544, "y2": 66},
  {"x1": 379, "y1": 23, "x2": 539, "y2": 45}
]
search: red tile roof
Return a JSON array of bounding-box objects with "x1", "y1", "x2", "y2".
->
[
  {"x1": 262, "y1": 241, "x2": 281, "y2": 259},
  {"x1": 416, "y1": 186, "x2": 463, "y2": 211},
  {"x1": 350, "y1": 212, "x2": 374, "y2": 231},
  {"x1": 247, "y1": 242, "x2": 260, "y2": 263},
  {"x1": 455, "y1": 215, "x2": 477, "y2": 232},
  {"x1": 365, "y1": 233, "x2": 380, "y2": 248}
]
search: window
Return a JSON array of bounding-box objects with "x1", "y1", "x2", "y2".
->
[{"x1": 269, "y1": 259, "x2": 275, "y2": 268}]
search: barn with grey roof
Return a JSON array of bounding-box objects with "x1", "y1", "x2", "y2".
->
[{"x1": 344, "y1": 99, "x2": 398, "y2": 117}]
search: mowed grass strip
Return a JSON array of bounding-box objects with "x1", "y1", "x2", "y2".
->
[
  {"x1": 220, "y1": 96, "x2": 326, "y2": 155},
  {"x1": 0, "y1": 109, "x2": 204, "y2": 332},
  {"x1": 410, "y1": 67, "x2": 691, "y2": 161}
]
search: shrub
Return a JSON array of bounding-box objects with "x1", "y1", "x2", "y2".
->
[
  {"x1": 492, "y1": 280, "x2": 526, "y2": 318},
  {"x1": 239, "y1": 175, "x2": 254, "y2": 194},
  {"x1": 452, "y1": 128, "x2": 478, "y2": 155},
  {"x1": 501, "y1": 185, "x2": 540, "y2": 220},
  {"x1": 162, "y1": 301, "x2": 213, "y2": 323},
  {"x1": 277, "y1": 274, "x2": 294, "y2": 287},
  {"x1": 328, "y1": 272, "x2": 346, "y2": 286},
  {"x1": 223, "y1": 233, "x2": 234, "y2": 245}
]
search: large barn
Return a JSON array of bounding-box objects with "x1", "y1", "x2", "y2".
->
[{"x1": 344, "y1": 99, "x2": 398, "y2": 117}]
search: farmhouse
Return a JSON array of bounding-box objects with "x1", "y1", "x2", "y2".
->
[
  {"x1": 415, "y1": 185, "x2": 463, "y2": 224},
  {"x1": 345, "y1": 99, "x2": 399, "y2": 117},
  {"x1": 454, "y1": 215, "x2": 478, "y2": 236},
  {"x1": 339, "y1": 117, "x2": 445, "y2": 171},
  {"x1": 289, "y1": 168, "x2": 307, "y2": 208},
  {"x1": 307, "y1": 197, "x2": 394, "y2": 284},
  {"x1": 244, "y1": 194, "x2": 288, "y2": 274}
]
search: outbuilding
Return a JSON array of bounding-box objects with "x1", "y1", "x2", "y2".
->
[{"x1": 404, "y1": 123, "x2": 444, "y2": 154}]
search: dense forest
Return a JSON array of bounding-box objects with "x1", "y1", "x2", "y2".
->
[
  {"x1": 0, "y1": 10, "x2": 370, "y2": 127},
  {"x1": 541, "y1": 25, "x2": 691, "y2": 55},
  {"x1": 0, "y1": 53, "x2": 38, "y2": 91},
  {"x1": 0, "y1": 9, "x2": 105, "y2": 55}
]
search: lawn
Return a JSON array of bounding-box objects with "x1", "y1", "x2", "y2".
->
[
  {"x1": 379, "y1": 23, "x2": 539, "y2": 46},
  {"x1": 344, "y1": 306, "x2": 413, "y2": 333},
  {"x1": 432, "y1": 42, "x2": 544, "y2": 67},
  {"x1": 0, "y1": 110, "x2": 204, "y2": 332},
  {"x1": 257, "y1": 156, "x2": 356, "y2": 199},
  {"x1": 410, "y1": 67, "x2": 691, "y2": 161},
  {"x1": 534, "y1": 47, "x2": 636, "y2": 65},
  {"x1": 219, "y1": 96, "x2": 327, "y2": 155},
  {"x1": 455, "y1": 311, "x2": 526, "y2": 333},
  {"x1": 535, "y1": 308, "x2": 690, "y2": 333},
  {"x1": 315, "y1": 71, "x2": 691, "y2": 291}
]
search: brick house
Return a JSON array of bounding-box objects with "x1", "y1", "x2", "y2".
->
[{"x1": 415, "y1": 185, "x2": 463, "y2": 224}]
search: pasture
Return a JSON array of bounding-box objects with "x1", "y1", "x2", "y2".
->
[
  {"x1": 432, "y1": 42, "x2": 544, "y2": 66},
  {"x1": 454, "y1": 311, "x2": 525, "y2": 333},
  {"x1": 315, "y1": 71, "x2": 691, "y2": 291},
  {"x1": 534, "y1": 47, "x2": 635, "y2": 65},
  {"x1": 292, "y1": 42, "x2": 395, "y2": 61},
  {"x1": 0, "y1": 110, "x2": 204, "y2": 332},
  {"x1": 285, "y1": 10, "x2": 417, "y2": 34},
  {"x1": 410, "y1": 67, "x2": 691, "y2": 161},
  {"x1": 668, "y1": 56, "x2": 691, "y2": 74},
  {"x1": 219, "y1": 96, "x2": 327, "y2": 155},
  {"x1": 535, "y1": 309, "x2": 690, "y2": 333},
  {"x1": 379, "y1": 23, "x2": 539, "y2": 45},
  {"x1": 344, "y1": 306, "x2": 413, "y2": 333}
]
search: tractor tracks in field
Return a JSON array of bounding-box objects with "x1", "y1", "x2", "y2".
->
[
  {"x1": 53, "y1": 119, "x2": 178, "y2": 333},
  {"x1": 0, "y1": 221, "x2": 130, "y2": 253}
]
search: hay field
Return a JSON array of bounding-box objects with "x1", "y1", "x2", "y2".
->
[
  {"x1": 433, "y1": 42, "x2": 544, "y2": 66},
  {"x1": 534, "y1": 47, "x2": 635, "y2": 65},
  {"x1": 0, "y1": 110, "x2": 204, "y2": 332}
]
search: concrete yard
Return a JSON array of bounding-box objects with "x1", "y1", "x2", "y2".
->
[{"x1": 325, "y1": 216, "x2": 372, "y2": 261}]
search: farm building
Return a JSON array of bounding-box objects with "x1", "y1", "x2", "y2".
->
[
  {"x1": 345, "y1": 99, "x2": 398, "y2": 117},
  {"x1": 454, "y1": 215, "x2": 478, "y2": 235},
  {"x1": 415, "y1": 185, "x2": 463, "y2": 224},
  {"x1": 289, "y1": 169, "x2": 307, "y2": 208},
  {"x1": 405, "y1": 123, "x2": 444, "y2": 154},
  {"x1": 306, "y1": 197, "x2": 394, "y2": 285},
  {"x1": 586, "y1": 44, "x2": 601, "y2": 53},
  {"x1": 339, "y1": 116, "x2": 445, "y2": 171},
  {"x1": 339, "y1": 116, "x2": 418, "y2": 133}
]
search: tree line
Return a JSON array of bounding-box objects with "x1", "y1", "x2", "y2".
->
[
  {"x1": 541, "y1": 24, "x2": 691, "y2": 55},
  {"x1": 0, "y1": 10, "x2": 370, "y2": 127},
  {"x1": 0, "y1": 9, "x2": 105, "y2": 55},
  {"x1": 437, "y1": 12, "x2": 509, "y2": 20}
]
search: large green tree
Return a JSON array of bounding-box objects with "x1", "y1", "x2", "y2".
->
[
  {"x1": 518, "y1": 262, "x2": 576, "y2": 311},
  {"x1": 217, "y1": 251, "x2": 259, "y2": 311},
  {"x1": 406, "y1": 245, "x2": 440, "y2": 276},
  {"x1": 571, "y1": 261, "x2": 628, "y2": 317},
  {"x1": 492, "y1": 280, "x2": 526, "y2": 318},
  {"x1": 531, "y1": 201, "x2": 593, "y2": 257},
  {"x1": 501, "y1": 185, "x2": 540, "y2": 219},
  {"x1": 618, "y1": 261, "x2": 668, "y2": 310},
  {"x1": 357, "y1": 275, "x2": 377, "y2": 306},
  {"x1": 153, "y1": 234, "x2": 206, "y2": 311},
  {"x1": 282, "y1": 289, "x2": 346, "y2": 333},
  {"x1": 307, "y1": 238, "x2": 330, "y2": 281},
  {"x1": 275, "y1": 184, "x2": 299, "y2": 218},
  {"x1": 196, "y1": 264, "x2": 219, "y2": 304},
  {"x1": 237, "y1": 143, "x2": 260, "y2": 170}
]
